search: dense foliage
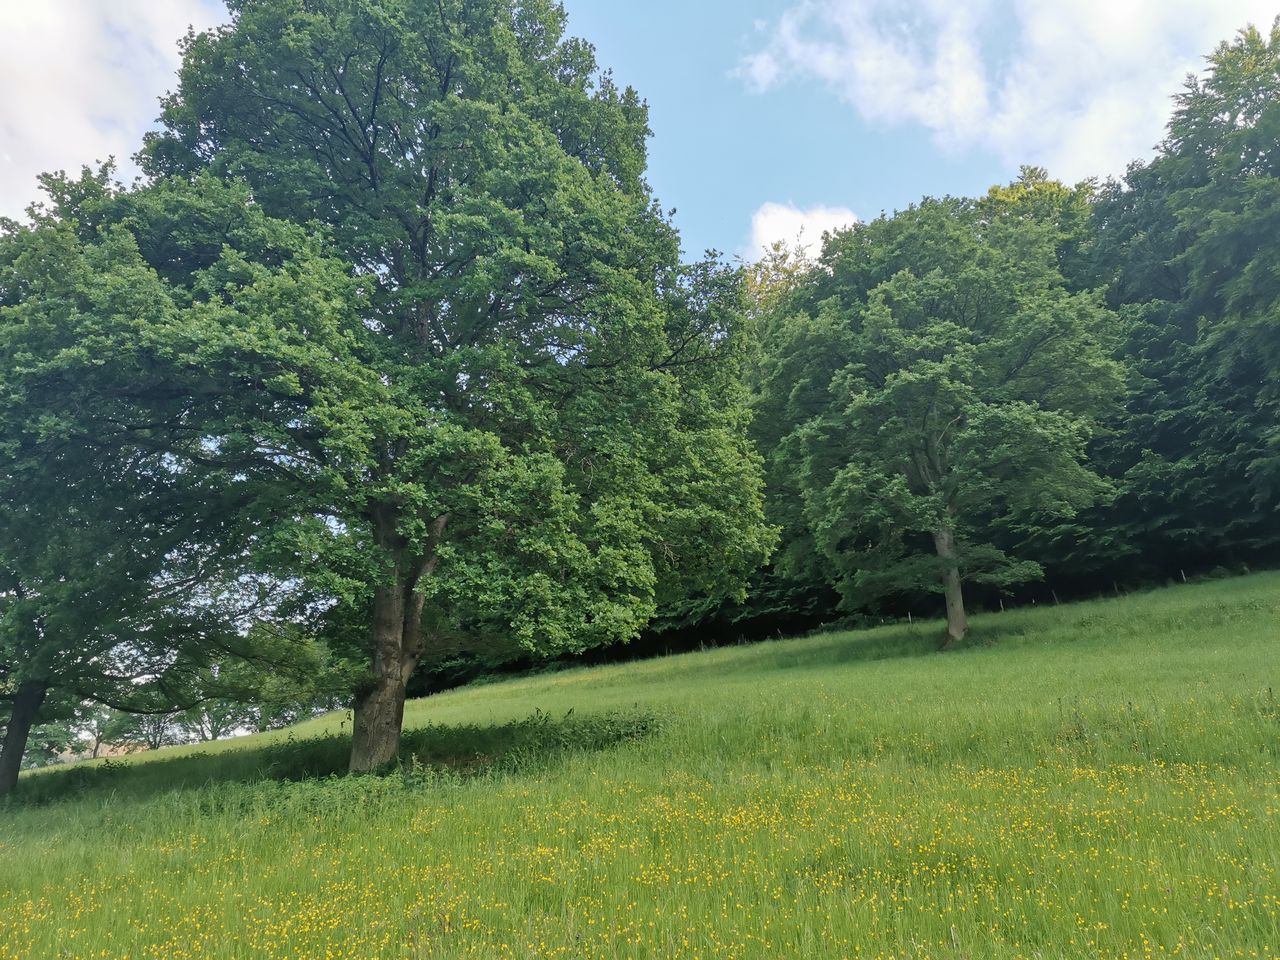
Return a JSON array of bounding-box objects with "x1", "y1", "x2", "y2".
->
[
  {"x1": 0, "y1": 0, "x2": 772, "y2": 781},
  {"x1": 709, "y1": 22, "x2": 1280, "y2": 641},
  {"x1": 1, "y1": 7, "x2": 1278, "y2": 780},
  {"x1": 756, "y1": 191, "x2": 1122, "y2": 643},
  {"x1": 1083, "y1": 21, "x2": 1280, "y2": 579}
]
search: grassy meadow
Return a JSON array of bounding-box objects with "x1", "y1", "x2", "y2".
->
[{"x1": 1, "y1": 573, "x2": 1278, "y2": 959}]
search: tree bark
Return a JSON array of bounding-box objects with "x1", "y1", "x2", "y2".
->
[
  {"x1": 349, "y1": 582, "x2": 411, "y2": 772},
  {"x1": 932, "y1": 528, "x2": 968, "y2": 648},
  {"x1": 0, "y1": 679, "x2": 48, "y2": 797},
  {"x1": 348, "y1": 511, "x2": 447, "y2": 774}
]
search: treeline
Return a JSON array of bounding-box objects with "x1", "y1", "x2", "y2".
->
[
  {"x1": 1, "y1": 2, "x2": 1277, "y2": 788},
  {"x1": 669, "y1": 21, "x2": 1280, "y2": 647}
]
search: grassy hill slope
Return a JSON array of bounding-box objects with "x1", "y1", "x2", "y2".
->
[{"x1": 2, "y1": 573, "x2": 1278, "y2": 959}]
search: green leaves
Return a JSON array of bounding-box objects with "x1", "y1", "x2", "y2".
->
[
  {"x1": 758, "y1": 191, "x2": 1123, "y2": 615},
  {"x1": 0, "y1": 0, "x2": 773, "y2": 763},
  {"x1": 1083, "y1": 19, "x2": 1280, "y2": 577}
]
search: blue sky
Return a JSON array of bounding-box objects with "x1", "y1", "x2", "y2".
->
[
  {"x1": 565, "y1": 0, "x2": 1007, "y2": 256},
  {"x1": 565, "y1": 0, "x2": 1277, "y2": 257},
  {"x1": 2, "y1": 1, "x2": 1276, "y2": 259}
]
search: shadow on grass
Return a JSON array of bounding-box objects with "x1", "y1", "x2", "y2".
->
[
  {"x1": 760, "y1": 622, "x2": 962, "y2": 672},
  {"x1": 10, "y1": 707, "x2": 661, "y2": 809},
  {"x1": 728, "y1": 609, "x2": 1082, "y2": 679}
]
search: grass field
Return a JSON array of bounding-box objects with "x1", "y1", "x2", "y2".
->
[{"x1": 1, "y1": 573, "x2": 1278, "y2": 960}]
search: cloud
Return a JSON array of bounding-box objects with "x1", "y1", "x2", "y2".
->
[
  {"x1": 740, "y1": 0, "x2": 1279, "y2": 181},
  {"x1": 747, "y1": 201, "x2": 858, "y2": 259},
  {"x1": 0, "y1": 1, "x2": 227, "y2": 219}
]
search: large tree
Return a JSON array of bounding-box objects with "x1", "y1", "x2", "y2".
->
[
  {"x1": 0, "y1": 171, "x2": 343, "y2": 792},
  {"x1": 761, "y1": 192, "x2": 1123, "y2": 645},
  {"x1": 131, "y1": 0, "x2": 771, "y2": 770}
]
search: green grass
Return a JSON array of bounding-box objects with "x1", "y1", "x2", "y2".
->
[{"x1": 2, "y1": 573, "x2": 1278, "y2": 960}]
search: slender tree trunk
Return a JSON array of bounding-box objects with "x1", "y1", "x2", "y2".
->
[
  {"x1": 932, "y1": 528, "x2": 968, "y2": 648},
  {"x1": 0, "y1": 679, "x2": 48, "y2": 797}
]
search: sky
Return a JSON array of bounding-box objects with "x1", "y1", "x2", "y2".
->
[{"x1": 1, "y1": 1, "x2": 1276, "y2": 259}]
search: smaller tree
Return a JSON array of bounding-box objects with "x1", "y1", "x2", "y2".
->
[
  {"x1": 176, "y1": 643, "x2": 346, "y2": 741},
  {"x1": 178, "y1": 701, "x2": 252, "y2": 743},
  {"x1": 787, "y1": 197, "x2": 1123, "y2": 644},
  {"x1": 17, "y1": 716, "x2": 81, "y2": 768},
  {"x1": 75, "y1": 705, "x2": 126, "y2": 760},
  {"x1": 109, "y1": 712, "x2": 183, "y2": 753}
]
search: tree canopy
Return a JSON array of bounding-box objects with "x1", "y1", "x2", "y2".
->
[
  {"x1": 1, "y1": 0, "x2": 773, "y2": 777},
  {"x1": 755, "y1": 187, "x2": 1123, "y2": 644}
]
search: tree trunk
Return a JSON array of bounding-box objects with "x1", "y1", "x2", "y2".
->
[
  {"x1": 349, "y1": 583, "x2": 411, "y2": 772},
  {"x1": 348, "y1": 512, "x2": 446, "y2": 774},
  {"x1": 0, "y1": 679, "x2": 48, "y2": 797},
  {"x1": 932, "y1": 528, "x2": 968, "y2": 648}
]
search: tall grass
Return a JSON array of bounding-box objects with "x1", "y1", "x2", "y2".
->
[{"x1": 1, "y1": 573, "x2": 1277, "y2": 959}]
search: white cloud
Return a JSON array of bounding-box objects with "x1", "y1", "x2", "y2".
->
[
  {"x1": 747, "y1": 201, "x2": 858, "y2": 258},
  {"x1": 740, "y1": 0, "x2": 1279, "y2": 181},
  {"x1": 0, "y1": 1, "x2": 227, "y2": 219}
]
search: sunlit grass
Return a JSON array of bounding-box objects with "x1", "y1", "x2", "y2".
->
[{"x1": 2, "y1": 573, "x2": 1278, "y2": 958}]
